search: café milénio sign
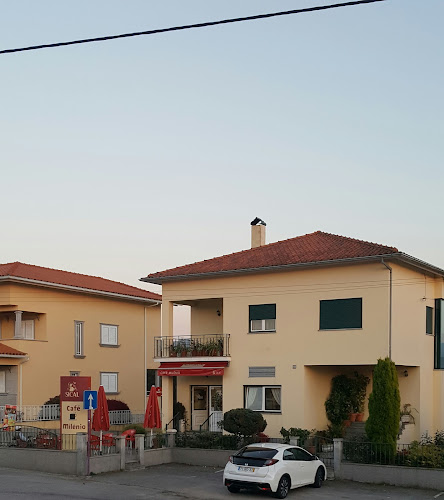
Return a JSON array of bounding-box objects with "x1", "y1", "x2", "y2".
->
[{"x1": 60, "y1": 376, "x2": 91, "y2": 446}]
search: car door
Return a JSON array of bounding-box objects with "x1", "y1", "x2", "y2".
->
[
  {"x1": 282, "y1": 448, "x2": 302, "y2": 487},
  {"x1": 290, "y1": 448, "x2": 317, "y2": 485}
]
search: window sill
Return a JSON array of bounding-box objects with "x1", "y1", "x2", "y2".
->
[
  {"x1": 318, "y1": 328, "x2": 363, "y2": 331},
  {"x1": 248, "y1": 331, "x2": 276, "y2": 334},
  {"x1": 74, "y1": 355, "x2": 86, "y2": 359},
  {"x1": 105, "y1": 392, "x2": 120, "y2": 395},
  {"x1": 248, "y1": 410, "x2": 282, "y2": 414},
  {"x1": 99, "y1": 343, "x2": 120, "y2": 348}
]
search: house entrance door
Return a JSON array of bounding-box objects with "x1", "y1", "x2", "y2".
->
[
  {"x1": 191, "y1": 386, "x2": 208, "y2": 430},
  {"x1": 209, "y1": 386, "x2": 223, "y2": 432}
]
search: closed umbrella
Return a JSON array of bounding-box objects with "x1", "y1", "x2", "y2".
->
[
  {"x1": 92, "y1": 385, "x2": 110, "y2": 453},
  {"x1": 144, "y1": 386, "x2": 161, "y2": 447}
]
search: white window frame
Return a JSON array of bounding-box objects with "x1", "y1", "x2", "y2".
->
[
  {"x1": 250, "y1": 318, "x2": 276, "y2": 333},
  {"x1": 74, "y1": 321, "x2": 84, "y2": 356},
  {"x1": 70, "y1": 371, "x2": 80, "y2": 376},
  {"x1": 100, "y1": 324, "x2": 118, "y2": 346},
  {"x1": 244, "y1": 385, "x2": 281, "y2": 413},
  {"x1": 0, "y1": 371, "x2": 5, "y2": 393},
  {"x1": 21, "y1": 320, "x2": 35, "y2": 340},
  {"x1": 100, "y1": 372, "x2": 118, "y2": 394}
]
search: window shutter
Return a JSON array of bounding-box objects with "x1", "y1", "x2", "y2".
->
[
  {"x1": 21, "y1": 320, "x2": 34, "y2": 340},
  {"x1": 0, "y1": 371, "x2": 5, "y2": 393},
  {"x1": 249, "y1": 367, "x2": 275, "y2": 378},
  {"x1": 320, "y1": 298, "x2": 362, "y2": 330},
  {"x1": 109, "y1": 326, "x2": 117, "y2": 345},
  {"x1": 426, "y1": 307, "x2": 433, "y2": 335},
  {"x1": 249, "y1": 304, "x2": 276, "y2": 321}
]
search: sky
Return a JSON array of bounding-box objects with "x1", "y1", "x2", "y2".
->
[{"x1": 1, "y1": 0, "x2": 443, "y2": 304}]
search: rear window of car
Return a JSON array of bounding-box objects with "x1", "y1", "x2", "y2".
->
[{"x1": 235, "y1": 447, "x2": 278, "y2": 459}]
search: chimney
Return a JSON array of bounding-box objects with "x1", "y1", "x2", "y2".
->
[{"x1": 251, "y1": 217, "x2": 266, "y2": 248}]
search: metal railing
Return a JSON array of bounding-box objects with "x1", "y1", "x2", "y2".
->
[
  {"x1": 199, "y1": 412, "x2": 224, "y2": 432},
  {"x1": 154, "y1": 334, "x2": 230, "y2": 358},
  {"x1": 0, "y1": 425, "x2": 76, "y2": 450},
  {"x1": 343, "y1": 440, "x2": 444, "y2": 468},
  {"x1": 0, "y1": 405, "x2": 60, "y2": 422},
  {"x1": 108, "y1": 410, "x2": 144, "y2": 425}
]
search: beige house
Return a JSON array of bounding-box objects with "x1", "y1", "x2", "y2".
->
[
  {"x1": 0, "y1": 262, "x2": 161, "y2": 417},
  {"x1": 142, "y1": 221, "x2": 444, "y2": 439}
]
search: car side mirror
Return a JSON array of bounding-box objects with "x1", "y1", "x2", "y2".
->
[{"x1": 311, "y1": 455, "x2": 318, "y2": 460}]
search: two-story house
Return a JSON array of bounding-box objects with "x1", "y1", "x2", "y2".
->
[
  {"x1": 142, "y1": 221, "x2": 444, "y2": 439},
  {"x1": 0, "y1": 262, "x2": 161, "y2": 418}
]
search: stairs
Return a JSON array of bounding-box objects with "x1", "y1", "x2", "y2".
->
[{"x1": 344, "y1": 421, "x2": 366, "y2": 440}]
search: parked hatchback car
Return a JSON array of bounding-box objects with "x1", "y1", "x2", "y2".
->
[{"x1": 223, "y1": 442, "x2": 326, "y2": 498}]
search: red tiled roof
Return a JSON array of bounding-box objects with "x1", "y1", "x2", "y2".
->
[
  {"x1": 0, "y1": 343, "x2": 27, "y2": 356},
  {"x1": 0, "y1": 262, "x2": 161, "y2": 302},
  {"x1": 144, "y1": 231, "x2": 399, "y2": 282}
]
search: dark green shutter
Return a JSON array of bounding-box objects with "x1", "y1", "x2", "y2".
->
[
  {"x1": 319, "y1": 298, "x2": 362, "y2": 330},
  {"x1": 249, "y1": 304, "x2": 276, "y2": 321},
  {"x1": 435, "y1": 299, "x2": 444, "y2": 369},
  {"x1": 426, "y1": 306, "x2": 433, "y2": 335}
]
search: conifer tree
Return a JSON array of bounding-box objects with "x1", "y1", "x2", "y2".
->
[{"x1": 365, "y1": 358, "x2": 400, "y2": 455}]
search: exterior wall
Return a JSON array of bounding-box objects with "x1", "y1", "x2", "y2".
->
[
  {"x1": 0, "y1": 365, "x2": 18, "y2": 406},
  {"x1": 391, "y1": 264, "x2": 443, "y2": 437},
  {"x1": 0, "y1": 283, "x2": 160, "y2": 412},
  {"x1": 190, "y1": 298, "x2": 223, "y2": 335},
  {"x1": 0, "y1": 448, "x2": 77, "y2": 475},
  {"x1": 163, "y1": 262, "x2": 391, "y2": 436}
]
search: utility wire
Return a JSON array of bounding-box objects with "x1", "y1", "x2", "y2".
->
[{"x1": 0, "y1": 0, "x2": 385, "y2": 55}]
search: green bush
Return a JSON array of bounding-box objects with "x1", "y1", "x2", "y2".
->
[
  {"x1": 405, "y1": 441, "x2": 444, "y2": 468},
  {"x1": 175, "y1": 431, "x2": 239, "y2": 450},
  {"x1": 221, "y1": 408, "x2": 267, "y2": 437},
  {"x1": 365, "y1": 358, "x2": 400, "y2": 456},
  {"x1": 325, "y1": 375, "x2": 353, "y2": 426},
  {"x1": 280, "y1": 427, "x2": 311, "y2": 444}
]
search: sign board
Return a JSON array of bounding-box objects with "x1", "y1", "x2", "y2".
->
[
  {"x1": 60, "y1": 376, "x2": 91, "y2": 449},
  {"x1": 83, "y1": 390, "x2": 98, "y2": 410},
  {"x1": 155, "y1": 387, "x2": 162, "y2": 397}
]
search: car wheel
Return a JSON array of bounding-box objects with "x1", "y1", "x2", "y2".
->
[
  {"x1": 312, "y1": 467, "x2": 325, "y2": 488},
  {"x1": 273, "y1": 475, "x2": 290, "y2": 499},
  {"x1": 227, "y1": 485, "x2": 240, "y2": 493}
]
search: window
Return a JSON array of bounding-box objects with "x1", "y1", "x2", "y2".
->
[
  {"x1": 249, "y1": 304, "x2": 276, "y2": 332},
  {"x1": 101, "y1": 372, "x2": 118, "y2": 393},
  {"x1": 0, "y1": 371, "x2": 5, "y2": 393},
  {"x1": 100, "y1": 324, "x2": 118, "y2": 346},
  {"x1": 320, "y1": 298, "x2": 362, "y2": 330},
  {"x1": 426, "y1": 307, "x2": 434, "y2": 335},
  {"x1": 21, "y1": 320, "x2": 34, "y2": 340},
  {"x1": 249, "y1": 367, "x2": 276, "y2": 378},
  {"x1": 74, "y1": 321, "x2": 84, "y2": 356},
  {"x1": 70, "y1": 371, "x2": 80, "y2": 376},
  {"x1": 244, "y1": 386, "x2": 281, "y2": 412}
]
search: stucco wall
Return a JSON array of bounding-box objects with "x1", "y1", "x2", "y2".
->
[
  {"x1": 0, "y1": 448, "x2": 76, "y2": 475},
  {"x1": 0, "y1": 365, "x2": 18, "y2": 406},
  {"x1": 0, "y1": 283, "x2": 160, "y2": 412}
]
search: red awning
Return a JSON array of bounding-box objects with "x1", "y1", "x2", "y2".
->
[{"x1": 158, "y1": 361, "x2": 228, "y2": 377}]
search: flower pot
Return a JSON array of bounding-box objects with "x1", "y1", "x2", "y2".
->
[
  {"x1": 401, "y1": 414, "x2": 411, "y2": 423},
  {"x1": 343, "y1": 420, "x2": 351, "y2": 428},
  {"x1": 355, "y1": 413, "x2": 364, "y2": 422},
  {"x1": 349, "y1": 413, "x2": 357, "y2": 422}
]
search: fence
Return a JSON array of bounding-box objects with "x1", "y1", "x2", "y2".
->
[
  {"x1": 0, "y1": 425, "x2": 76, "y2": 450},
  {"x1": 0, "y1": 405, "x2": 60, "y2": 422},
  {"x1": 108, "y1": 411, "x2": 144, "y2": 425},
  {"x1": 343, "y1": 440, "x2": 444, "y2": 469}
]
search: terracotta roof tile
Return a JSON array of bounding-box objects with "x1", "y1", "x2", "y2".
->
[
  {"x1": 0, "y1": 343, "x2": 27, "y2": 356},
  {"x1": 144, "y1": 231, "x2": 399, "y2": 281},
  {"x1": 0, "y1": 262, "x2": 161, "y2": 301}
]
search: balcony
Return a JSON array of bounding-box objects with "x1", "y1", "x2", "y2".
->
[{"x1": 154, "y1": 334, "x2": 230, "y2": 361}]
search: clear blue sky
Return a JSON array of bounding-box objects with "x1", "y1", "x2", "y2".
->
[{"x1": 1, "y1": 1, "x2": 443, "y2": 294}]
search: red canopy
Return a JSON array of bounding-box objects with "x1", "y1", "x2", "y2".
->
[
  {"x1": 92, "y1": 385, "x2": 110, "y2": 432},
  {"x1": 144, "y1": 386, "x2": 161, "y2": 429}
]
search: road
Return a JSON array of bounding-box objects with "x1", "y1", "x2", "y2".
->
[{"x1": 0, "y1": 464, "x2": 441, "y2": 499}]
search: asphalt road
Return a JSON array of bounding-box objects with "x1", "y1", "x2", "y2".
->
[{"x1": 0, "y1": 464, "x2": 441, "y2": 499}]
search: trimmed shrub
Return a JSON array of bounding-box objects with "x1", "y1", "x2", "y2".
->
[
  {"x1": 123, "y1": 424, "x2": 147, "y2": 435},
  {"x1": 221, "y1": 408, "x2": 267, "y2": 437},
  {"x1": 365, "y1": 358, "x2": 400, "y2": 456},
  {"x1": 43, "y1": 395, "x2": 60, "y2": 405},
  {"x1": 325, "y1": 375, "x2": 353, "y2": 426},
  {"x1": 107, "y1": 399, "x2": 130, "y2": 411}
]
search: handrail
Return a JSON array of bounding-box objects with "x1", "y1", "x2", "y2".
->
[
  {"x1": 165, "y1": 412, "x2": 180, "y2": 431},
  {"x1": 199, "y1": 412, "x2": 214, "y2": 432},
  {"x1": 154, "y1": 333, "x2": 230, "y2": 358}
]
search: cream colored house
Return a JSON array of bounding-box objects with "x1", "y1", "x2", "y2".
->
[
  {"x1": 142, "y1": 221, "x2": 444, "y2": 439},
  {"x1": 0, "y1": 262, "x2": 161, "y2": 417}
]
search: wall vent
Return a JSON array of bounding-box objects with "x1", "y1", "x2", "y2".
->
[{"x1": 249, "y1": 366, "x2": 275, "y2": 378}]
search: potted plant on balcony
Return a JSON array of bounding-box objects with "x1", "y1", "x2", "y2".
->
[{"x1": 400, "y1": 403, "x2": 415, "y2": 424}]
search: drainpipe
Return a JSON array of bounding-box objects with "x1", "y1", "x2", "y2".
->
[{"x1": 381, "y1": 259, "x2": 393, "y2": 359}]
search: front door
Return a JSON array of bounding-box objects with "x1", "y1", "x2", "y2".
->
[
  {"x1": 209, "y1": 386, "x2": 223, "y2": 432},
  {"x1": 191, "y1": 386, "x2": 208, "y2": 430}
]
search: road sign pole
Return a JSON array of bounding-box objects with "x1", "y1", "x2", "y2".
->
[{"x1": 87, "y1": 409, "x2": 91, "y2": 475}]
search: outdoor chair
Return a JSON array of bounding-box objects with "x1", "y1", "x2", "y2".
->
[
  {"x1": 120, "y1": 429, "x2": 136, "y2": 449},
  {"x1": 90, "y1": 434, "x2": 101, "y2": 454},
  {"x1": 102, "y1": 433, "x2": 116, "y2": 453}
]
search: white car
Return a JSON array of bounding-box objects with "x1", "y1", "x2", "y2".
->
[{"x1": 223, "y1": 442, "x2": 326, "y2": 498}]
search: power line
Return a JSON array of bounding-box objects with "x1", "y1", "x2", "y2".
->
[{"x1": 0, "y1": 0, "x2": 385, "y2": 55}]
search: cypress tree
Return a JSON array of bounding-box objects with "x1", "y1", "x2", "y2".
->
[{"x1": 365, "y1": 358, "x2": 400, "y2": 455}]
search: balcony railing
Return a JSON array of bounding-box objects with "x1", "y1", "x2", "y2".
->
[
  {"x1": 0, "y1": 404, "x2": 60, "y2": 422},
  {"x1": 154, "y1": 334, "x2": 230, "y2": 359}
]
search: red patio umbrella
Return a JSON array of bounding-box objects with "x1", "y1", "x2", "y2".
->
[
  {"x1": 92, "y1": 385, "x2": 110, "y2": 453},
  {"x1": 144, "y1": 386, "x2": 161, "y2": 445}
]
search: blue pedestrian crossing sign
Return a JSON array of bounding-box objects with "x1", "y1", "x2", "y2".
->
[{"x1": 83, "y1": 390, "x2": 98, "y2": 410}]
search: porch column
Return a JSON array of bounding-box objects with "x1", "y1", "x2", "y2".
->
[
  {"x1": 333, "y1": 438, "x2": 343, "y2": 476},
  {"x1": 162, "y1": 300, "x2": 174, "y2": 337},
  {"x1": 14, "y1": 311, "x2": 23, "y2": 338}
]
